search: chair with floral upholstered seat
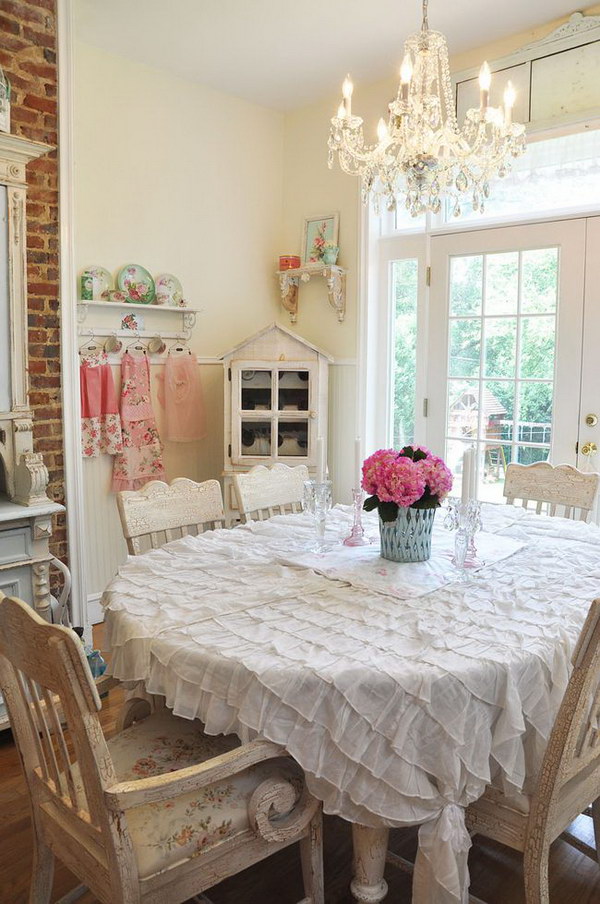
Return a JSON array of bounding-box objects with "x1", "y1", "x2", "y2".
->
[{"x1": 0, "y1": 592, "x2": 324, "y2": 904}]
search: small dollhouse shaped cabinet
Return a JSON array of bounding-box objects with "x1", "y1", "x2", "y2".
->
[{"x1": 221, "y1": 323, "x2": 332, "y2": 515}]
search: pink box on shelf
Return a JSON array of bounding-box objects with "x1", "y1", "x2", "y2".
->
[{"x1": 279, "y1": 255, "x2": 301, "y2": 270}]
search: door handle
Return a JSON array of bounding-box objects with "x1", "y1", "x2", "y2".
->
[{"x1": 581, "y1": 442, "x2": 598, "y2": 456}]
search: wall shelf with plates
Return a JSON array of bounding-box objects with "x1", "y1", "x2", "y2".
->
[
  {"x1": 77, "y1": 300, "x2": 201, "y2": 332},
  {"x1": 277, "y1": 264, "x2": 347, "y2": 323}
]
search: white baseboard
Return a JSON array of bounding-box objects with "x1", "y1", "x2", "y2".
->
[{"x1": 87, "y1": 593, "x2": 104, "y2": 625}]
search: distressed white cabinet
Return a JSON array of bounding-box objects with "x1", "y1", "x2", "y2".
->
[
  {"x1": 0, "y1": 133, "x2": 63, "y2": 729},
  {"x1": 221, "y1": 323, "x2": 331, "y2": 517}
]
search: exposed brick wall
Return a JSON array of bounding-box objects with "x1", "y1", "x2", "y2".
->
[{"x1": 0, "y1": 0, "x2": 65, "y2": 560}]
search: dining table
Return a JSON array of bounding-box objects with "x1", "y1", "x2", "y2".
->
[{"x1": 101, "y1": 501, "x2": 600, "y2": 904}]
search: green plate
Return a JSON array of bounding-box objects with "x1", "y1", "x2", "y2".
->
[{"x1": 117, "y1": 263, "x2": 156, "y2": 305}]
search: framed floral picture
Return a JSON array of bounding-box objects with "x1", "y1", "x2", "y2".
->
[{"x1": 302, "y1": 213, "x2": 339, "y2": 266}]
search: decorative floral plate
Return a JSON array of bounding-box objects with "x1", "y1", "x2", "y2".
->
[
  {"x1": 117, "y1": 264, "x2": 156, "y2": 304},
  {"x1": 154, "y1": 272, "x2": 183, "y2": 306},
  {"x1": 80, "y1": 266, "x2": 112, "y2": 301}
]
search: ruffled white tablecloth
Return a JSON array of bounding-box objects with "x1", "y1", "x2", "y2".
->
[{"x1": 102, "y1": 504, "x2": 600, "y2": 904}]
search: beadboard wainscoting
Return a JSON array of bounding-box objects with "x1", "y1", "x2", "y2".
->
[{"x1": 328, "y1": 361, "x2": 358, "y2": 506}]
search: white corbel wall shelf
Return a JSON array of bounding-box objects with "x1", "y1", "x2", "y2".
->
[
  {"x1": 277, "y1": 264, "x2": 347, "y2": 323},
  {"x1": 77, "y1": 300, "x2": 201, "y2": 332}
]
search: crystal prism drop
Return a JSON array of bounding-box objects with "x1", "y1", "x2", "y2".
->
[{"x1": 455, "y1": 171, "x2": 468, "y2": 192}]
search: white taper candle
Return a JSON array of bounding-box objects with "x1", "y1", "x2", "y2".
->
[
  {"x1": 355, "y1": 437, "x2": 362, "y2": 490},
  {"x1": 461, "y1": 448, "x2": 471, "y2": 504},
  {"x1": 316, "y1": 436, "x2": 325, "y2": 483}
]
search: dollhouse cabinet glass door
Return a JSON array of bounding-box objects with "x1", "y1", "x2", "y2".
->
[{"x1": 231, "y1": 362, "x2": 317, "y2": 466}]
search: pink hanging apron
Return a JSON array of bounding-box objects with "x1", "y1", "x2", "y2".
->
[
  {"x1": 80, "y1": 352, "x2": 123, "y2": 457},
  {"x1": 112, "y1": 352, "x2": 166, "y2": 492},
  {"x1": 158, "y1": 352, "x2": 207, "y2": 442}
]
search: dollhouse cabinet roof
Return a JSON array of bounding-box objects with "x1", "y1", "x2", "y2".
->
[{"x1": 220, "y1": 322, "x2": 333, "y2": 363}]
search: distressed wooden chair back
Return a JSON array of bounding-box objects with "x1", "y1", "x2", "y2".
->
[
  {"x1": 503, "y1": 461, "x2": 599, "y2": 521},
  {"x1": 0, "y1": 593, "x2": 325, "y2": 904},
  {"x1": 0, "y1": 593, "x2": 133, "y2": 902},
  {"x1": 464, "y1": 599, "x2": 600, "y2": 903},
  {"x1": 117, "y1": 477, "x2": 226, "y2": 554},
  {"x1": 536, "y1": 597, "x2": 600, "y2": 819},
  {"x1": 234, "y1": 463, "x2": 310, "y2": 521}
]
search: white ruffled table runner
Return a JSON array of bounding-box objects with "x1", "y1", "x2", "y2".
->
[{"x1": 102, "y1": 504, "x2": 600, "y2": 904}]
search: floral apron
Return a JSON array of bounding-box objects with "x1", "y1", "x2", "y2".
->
[{"x1": 112, "y1": 352, "x2": 166, "y2": 492}]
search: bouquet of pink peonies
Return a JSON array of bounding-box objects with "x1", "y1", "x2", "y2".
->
[{"x1": 362, "y1": 445, "x2": 453, "y2": 522}]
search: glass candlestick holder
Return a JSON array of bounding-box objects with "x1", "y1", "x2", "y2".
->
[
  {"x1": 343, "y1": 488, "x2": 371, "y2": 547},
  {"x1": 444, "y1": 497, "x2": 484, "y2": 572},
  {"x1": 302, "y1": 479, "x2": 333, "y2": 552}
]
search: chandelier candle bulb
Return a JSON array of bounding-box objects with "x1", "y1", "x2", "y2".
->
[
  {"x1": 337, "y1": 102, "x2": 347, "y2": 121},
  {"x1": 342, "y1": 75, "x2": 353, "y2": 116},
  {"x1": 400, "y1": 54, "x2": 413, "y2": 102},
  {"x1": 479, "y1": 61, "x2": 492, "y2": 113}
]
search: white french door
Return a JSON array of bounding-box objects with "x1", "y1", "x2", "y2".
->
[{"x1": 426, "y1": 218, "x2": 596, "y2": 501}]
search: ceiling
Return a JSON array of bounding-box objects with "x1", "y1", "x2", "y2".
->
[{"x1": 74, "y1": 1, "x2": 590, "y2": 111}]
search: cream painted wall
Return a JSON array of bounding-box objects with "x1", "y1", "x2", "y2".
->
[
  {"x1": 73, "y1": 41, "x2": 286, "y2": 603},
  {"x1": 74, "y1": 42, "x2": 285, "y2": 353}
]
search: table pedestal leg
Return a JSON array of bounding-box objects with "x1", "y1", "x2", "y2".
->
[{"x1": 350, "y1": 824, "x2": 389, "y2": 903}]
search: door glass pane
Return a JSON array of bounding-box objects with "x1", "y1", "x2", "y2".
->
[
  {"x1": 445, "y1": 247, "x2": 558, "y2": 502},
  {"x1": 449, "y1": 320, "x2": 481, "y2": 377},
  {"x1": 522, "y1": 249, "x2": 558, "y2": 313},
  {"x1": 483, "y1": 318, "x2": 517, "y2": 378},
  {"x1": 241, "y1": 370, "x2": 272, "y2": 411},
  {"x1": 481, "y1": 381, "x2": 514, "y2": 501},
  {"x1": 240, "y1": 421, "x2": 271, "y2": 456},
  {"x1": 519, "y1": 317, "x2": 556, "y2": 379},
  {"x1": 484, "y1": 252, "x2": 519, "y2": 315},
  {"x1": 278, "y1": 370, "x2": 309, "y2": 411},
  {"x1": 278, "y1": 420, "x2": 308, "y2": 456},
  {"x1": 447, "y1": 380, "x2": 480, "y2": 438},
  {"x1": 449, "y1": 255, "x2": 482, "y2": 316},
  {"x1": 392, "y1": 259, "x2": 418, "y2": 447},
  {"x1": 518, "y1": 382, "x2": 553, "y2": 445},
  {"x1": 516, "y1": 445, "x2": 550, "y2": 465}
]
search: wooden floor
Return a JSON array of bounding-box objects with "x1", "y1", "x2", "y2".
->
[{"x1": 1, "y1": 628, "x2": 599, "y2": 903}]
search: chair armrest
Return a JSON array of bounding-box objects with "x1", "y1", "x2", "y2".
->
[
  {"x1": 95, "y1": 674, "x2": 119, "y2": 696},
  {"x1": 104, "y1": 737, "x2": 286, "y2": 811}
]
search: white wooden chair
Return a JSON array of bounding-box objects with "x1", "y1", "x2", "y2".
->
[
  {"x1": 504, "y1": 461, "x2": 600, "y2": 522},
  {"x1": 0, "y1": 593, "x2": 324, "y2": 904},
  {"x1": 233, "y1": 463, "x2": 310, "y2": 521},
  {"x1": 465, "y1": 598, "x2": 600, "y2": 903},
  {"x1": 117, "y1": 477, "x2": 226, "y2": 555}
]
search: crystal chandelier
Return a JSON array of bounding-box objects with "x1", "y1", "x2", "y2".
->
[{"x1": 327, "y1": 0, "x2": 526, "y2": 217}]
